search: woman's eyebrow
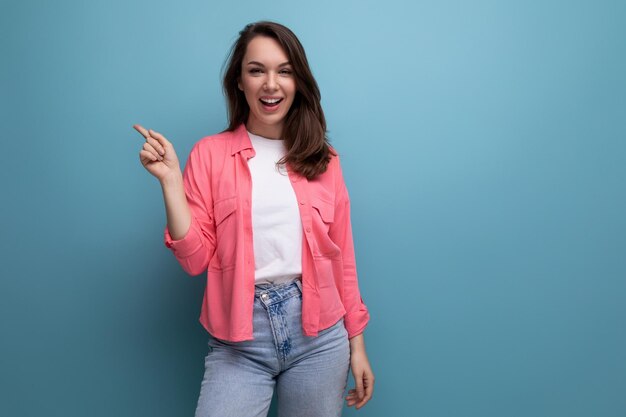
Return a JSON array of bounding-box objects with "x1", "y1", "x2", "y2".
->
[{"x1": 246, "y1": 61, "x2": 292, "y2": 67}]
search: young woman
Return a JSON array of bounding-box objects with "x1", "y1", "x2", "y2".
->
[{"x1": 133, "y1": 21, "x2": 374, "y2": 417}]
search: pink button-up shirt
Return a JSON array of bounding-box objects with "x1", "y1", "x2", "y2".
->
[{"x1": 164, "y1": 122, "x2": 370, "y2": 342}]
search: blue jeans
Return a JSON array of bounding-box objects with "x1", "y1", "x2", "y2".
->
[{"x1": 194, "y1": 279, "x2": 351, "y2": 417}]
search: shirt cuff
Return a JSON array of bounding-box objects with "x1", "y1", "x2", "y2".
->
[
  {"x1": 344, "y1": 299, "x2": 370, "y2": 339},
  {"x1": 163, "y1": 216, "x2": 204, "y2": 258}
]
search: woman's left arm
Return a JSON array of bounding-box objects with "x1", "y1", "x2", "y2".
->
[{"x1": 327, "y1": 152, "x2": 375, "y2": 409}]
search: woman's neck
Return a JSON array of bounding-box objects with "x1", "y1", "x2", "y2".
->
[{"x1": 245, "y1": 120, "x2": 283, "y2": 140}]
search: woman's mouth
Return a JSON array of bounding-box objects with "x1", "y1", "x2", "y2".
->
[{"x1": 259, "y1": 98, "x2": 283, "y2": 112}]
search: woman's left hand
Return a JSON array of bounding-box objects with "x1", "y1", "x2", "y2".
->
[{"x1": 346, "y1": 348, "x2": 375, "y2": 409}]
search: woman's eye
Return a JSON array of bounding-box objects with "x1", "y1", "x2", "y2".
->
[{"x1": 249, "y1": 68, "x2": 291, "y2": 75}]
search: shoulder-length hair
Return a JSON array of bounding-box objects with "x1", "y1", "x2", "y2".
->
[{"x1": 221, "y1": 20, "x2": 336, "y2": 180}]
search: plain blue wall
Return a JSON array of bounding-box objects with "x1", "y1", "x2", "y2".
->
[{"x1": 2, "y1": 0, "x2": 625, "y2": 416}]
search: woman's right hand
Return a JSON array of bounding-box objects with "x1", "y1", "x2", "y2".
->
[{"x1": 133, "y1": 124, "x2": 182, "y2": 182}]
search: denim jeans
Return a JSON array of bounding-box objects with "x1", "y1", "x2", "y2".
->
[{"x1": 194, "y1": 279, "x2": 351, "y2": 417}]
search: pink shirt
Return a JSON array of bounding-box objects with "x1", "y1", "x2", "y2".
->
[{"x1": 164, "y1": 122, "x2": 370, "y2": 342}]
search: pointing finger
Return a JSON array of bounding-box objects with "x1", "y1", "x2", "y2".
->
[{"x1": 133, "y1": 124, "x2": 151, "y2": 140}]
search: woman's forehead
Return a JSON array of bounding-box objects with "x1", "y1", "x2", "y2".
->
[{"x1": 244, "y1": 36, "x2": 289, "y2": 64}]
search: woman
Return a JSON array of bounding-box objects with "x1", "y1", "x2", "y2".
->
[{"x1": 133, "y1": 21, "x2": 374, "y2": 416}]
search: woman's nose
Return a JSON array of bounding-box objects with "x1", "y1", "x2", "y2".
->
[{"x1": 264, "y1": 73, "x2": 279, "y2": 90}]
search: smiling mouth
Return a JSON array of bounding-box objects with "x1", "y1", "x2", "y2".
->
[{"x1": 259, "y1": 98, "x2": 283, "y2": 107}]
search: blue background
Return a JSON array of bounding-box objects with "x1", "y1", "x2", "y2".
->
[{"x1": 2, "y1": 0, "x2": 625, "y2": 416}]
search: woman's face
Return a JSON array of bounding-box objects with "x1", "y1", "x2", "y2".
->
[{"x1": 238, "y1": 35, "x2": 296, "y2": 139}]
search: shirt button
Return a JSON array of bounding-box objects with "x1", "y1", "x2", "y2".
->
[
  {"x1": 299, "y1": 201, "x2": 305, "y2": 205},
  {"x1": 306, "y1": 227, "x2": 311, "y2": 233}
]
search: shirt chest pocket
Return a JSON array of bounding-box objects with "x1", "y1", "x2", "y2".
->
[
  {"x1": 214, "y1": 196, "x2": 237, "y2": 226},
  {"x1": 311, "y1": 198, "x2": 335, "y2": 224},
  {"x1": 310, "y1": 197, "x2": 341, "y2": 258},
  {"x1": 211, "y1": 196, "x2": 238, "y2": 270}
]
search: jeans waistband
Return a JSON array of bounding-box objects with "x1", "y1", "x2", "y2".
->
[{"x1": 254, "y1": 279, "x2": 302, "y2": 304}]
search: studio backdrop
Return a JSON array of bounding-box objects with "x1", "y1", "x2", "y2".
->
[{"x1": 2, "y1": 0, "x2": 625, "y2": 416}]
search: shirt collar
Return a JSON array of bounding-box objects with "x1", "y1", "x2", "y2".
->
[
  {"x1": 229, "y1": 122, "x2": 305, "y2": 182},
  {"x1": 230, "y1": 122, "x2": 253, "y2": 156}
]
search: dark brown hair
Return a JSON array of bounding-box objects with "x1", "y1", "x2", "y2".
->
[{"x1": 221, "y1": 21, "x2": 336, "y2": 180}]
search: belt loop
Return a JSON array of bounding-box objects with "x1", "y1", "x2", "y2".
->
[{"x1": 294, "y1": 278, "x2": 302, "y2": 293}]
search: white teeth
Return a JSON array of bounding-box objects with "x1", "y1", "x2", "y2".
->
[{"x1": 260, "y1": 98, "x2": 281, "y2": 104}]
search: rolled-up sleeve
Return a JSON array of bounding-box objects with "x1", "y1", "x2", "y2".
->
[
  {"x1": 164, "y1": 142, "x2": 216, "y2": 276},
  {"x1": 328, "y1": 154, "x2": 370, "y2": 338}
]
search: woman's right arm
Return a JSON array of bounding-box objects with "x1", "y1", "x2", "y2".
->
[
  {"x1": 161, "y1": 171, "x2": 192, "y2": 241},
  {"x1": 134, "y1": 124, "x2": 216, "y2": 276}
]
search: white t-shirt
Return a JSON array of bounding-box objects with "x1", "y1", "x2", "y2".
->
[{"x1": 247, "y1": 130, "x2": 303, "y2": 285}]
